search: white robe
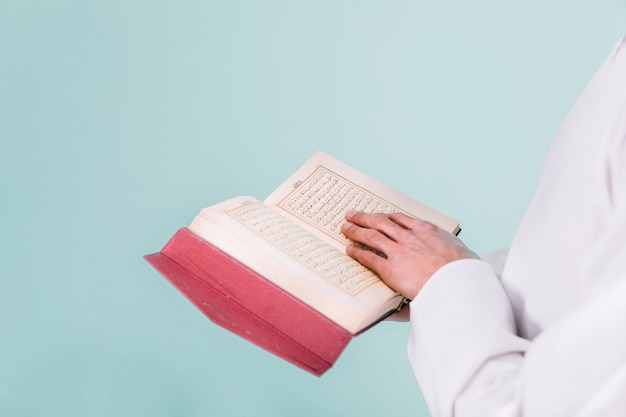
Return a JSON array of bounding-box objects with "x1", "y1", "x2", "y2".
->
[{"x1": 407, "y1": 36, "x2": 626, "y2": 417}]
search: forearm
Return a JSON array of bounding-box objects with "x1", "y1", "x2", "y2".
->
[
  {"x1": 409, "y1": 258, "x2": 626, "y2": 417},
  {"x1": 408, "y1": 259, "x2": 529, "y2": 417}
]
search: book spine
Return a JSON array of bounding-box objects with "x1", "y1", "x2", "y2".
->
[{"x1": 145, "y1": 228, "x2": 353, "y2": 376}]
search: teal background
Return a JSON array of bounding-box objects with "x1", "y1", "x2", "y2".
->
[{"x1": 1, "y1": 1, "x2": 624, "y2": 416}]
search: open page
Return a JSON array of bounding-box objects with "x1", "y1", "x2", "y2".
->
[
  {"x1": 264, "y1": 151, "x2": 460, "y2": 252},
  {"x1": 188, "y1": 196, "x2": 403, "y2": 334}
]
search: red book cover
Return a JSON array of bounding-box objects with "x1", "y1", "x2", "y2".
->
[{"x1": 144, "y1": 228, "x2": 353, "y2": 376}]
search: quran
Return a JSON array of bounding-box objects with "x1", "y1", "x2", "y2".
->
[{"x1": 145, "y1": 151, "x2": 460, "y2": 375}]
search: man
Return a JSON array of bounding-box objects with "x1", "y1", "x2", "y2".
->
[{"x1": 341, "y1": 36, "x2": 626, "y2": 417}]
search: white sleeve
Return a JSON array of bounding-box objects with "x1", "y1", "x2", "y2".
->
[
  {"x1": 408, "y1": 35, "x2": 626, "y2": 417},
  {"x1": 408, "y1": 259, "x2": 626, "y2": 417},
  {"x1": 407, "y1": 259, "x2": 529, "y2": 417},
  {"x1": 478, "y1": 249, "x2": 508, "y2": 280}
]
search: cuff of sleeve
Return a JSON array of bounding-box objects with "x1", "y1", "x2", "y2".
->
[
  {"x1": 410, "y1": 258, "x2": 520, "y2": 348},
  {"x1": 407, "y1": 259, "x2": 528, "y2": 417},
  {"x1": 414, "y1": 258, "x2": 495, "y2": 305}
]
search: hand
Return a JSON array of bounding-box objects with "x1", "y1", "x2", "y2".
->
[
  {"x1": 386, "y1": 304, "x2": 411, "y2": 322},
  {"x1": 341, "y1": 211, "x2": 478, "y2": 299}
]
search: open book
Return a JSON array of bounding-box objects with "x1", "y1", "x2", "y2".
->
[{"x1": 186, "y1": 151, "x2": 459, "y2": 334}]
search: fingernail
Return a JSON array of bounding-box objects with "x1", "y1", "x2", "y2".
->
[{"x1": 346, "y1": 210, "x2": 357, "y2": 219}]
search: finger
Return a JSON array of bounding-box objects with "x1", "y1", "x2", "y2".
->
[
  {"x1": 345, "y1": 211, "x2": 408, "y2": 242},
  {"x1": 385, "y1": 304, "x2": 410, "y2": 322},
  {"x1": 345, "y1": 244, "x2": 388, "y2": 276},
  {"x1": 341, "y1": 221, "x2": 397, "y2": 255},
  {"x1": 388, "y1": 212, "x2": 434, "y2": 232}
]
